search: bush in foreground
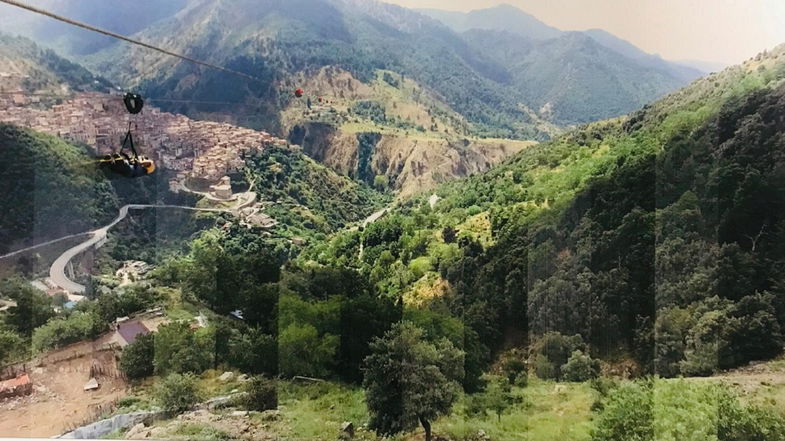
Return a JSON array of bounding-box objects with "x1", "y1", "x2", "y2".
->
[
  {"x1": 242, "y1": 376, "x2": 278, "y2": 411},
  {"x1": 155, "y1": 373, "x2": 201, "y2": 414},
  {"x1": 592, "y1": 379, "x2": 785, "y2": 441}
]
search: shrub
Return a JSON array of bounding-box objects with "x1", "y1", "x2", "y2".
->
[
  {"x1": 533, "y1": 354, "x2": 556, "y2": 380},
  {"x1": 241, "y1": 376, "x2": 278, "y2": 411},
  {"x1": 382, "y1": 72, "x2": 400, "y2": 88},
  {"x1": 155, "y1": 373, "x2": 201, "y2": 414},
  {"x1": 537, "y1": 332, "x2": 585, "y2": 380},
  {"x1": 562, "y1": 350, "x2": 601, "y2": 382},
  {"x1": 500, "y1": 353, "x2": 527, "y2": 384},
  {"x1": 592, "y1": 380, "x2": 653, "y2": 441},
  {"x1": 466, "y1": 376, "x2": 518, "y2": 421},
  {"x1": 154, "y1": 322, "x2": 213, "y2": 375},
  {"x1": 593, "y1": 379, "x2": 785, "y2": 441},
  {"x1": 350, "y1": 100, "x2": 386, "y2": 124},
  {"x1": 589, "y1": 376, "x2": 619, "y2": 398},
  {"x1": 31, "y1": 311, "x2": 104, "y2": 353},
  {"x1": 373, "y1": 175, "x2": 389, "y2": 192},
  {"x1": 718, "y1": 396, "x2": 785, "y2": 441},
  {"x1": 279, "y1": 323, "x2": 338, "y2": 378},
  {"x1": 0, "y1": 329, "x2": 23, "y2": 364}
]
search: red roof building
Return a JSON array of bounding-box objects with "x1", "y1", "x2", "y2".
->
[{"x1": 0, "y1": 373, "x2": 32, "y2": 399}]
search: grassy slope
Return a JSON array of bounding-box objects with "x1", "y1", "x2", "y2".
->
[{"x1": 116, "y1": 362, "x2": 785, "y2": 441}]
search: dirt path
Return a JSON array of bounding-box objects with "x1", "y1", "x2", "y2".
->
[{"x1": 0, "y1": 336, "x2": 128, "y2": 437}]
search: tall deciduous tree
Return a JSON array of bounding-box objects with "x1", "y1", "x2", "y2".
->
[{"x1": 363, "y1": 322, "x2": 463, "y2": 441}]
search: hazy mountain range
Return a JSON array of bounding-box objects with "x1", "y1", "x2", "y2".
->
[{"x1": 0, "y1": 0, "x2": 704, "y2": 139}]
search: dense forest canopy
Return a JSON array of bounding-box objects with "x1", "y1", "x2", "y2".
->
[{"x1": 300, "y1": 45, "x2": 785, "y2": 380}]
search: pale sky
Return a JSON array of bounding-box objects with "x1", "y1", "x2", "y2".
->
[{"x1": 387, "y1": 0, "x2": 785, "y2": 66}]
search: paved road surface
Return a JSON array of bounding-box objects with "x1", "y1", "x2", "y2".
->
[{"x1": 48, "y1": 204, "x2": 230, "y2": 294}]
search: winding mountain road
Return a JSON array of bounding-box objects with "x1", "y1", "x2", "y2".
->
[
  {"x1": 0, "y1": 233, "x2": 91, "y2": 261},
  {"x1": 48, "y1": 204, "x2": 230, "y2": 294}
]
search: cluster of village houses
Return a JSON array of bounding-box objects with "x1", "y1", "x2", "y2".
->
[{"x1": 0, "y1": 91, "x2": 288, "y2": 182}]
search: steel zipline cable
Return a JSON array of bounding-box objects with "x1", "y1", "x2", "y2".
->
[
  {"x1": 0, "y1": 91, "x2": 246, "y2": 106},
  {"x1": 0, "y1": 0, "x2": 262, "y2": 84}
]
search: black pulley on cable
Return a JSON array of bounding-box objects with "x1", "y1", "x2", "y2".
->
[{"x1": 123, "y1": 93, "x2": 144, "y2": 114}]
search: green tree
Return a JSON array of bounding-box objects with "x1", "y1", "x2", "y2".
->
[
  {"x1": 155, "y1": 373, "x2": 201, "y2": 414},
  {"x1": 119, "y1": 333, "x2": 155, "y2": 380},
  {"x1": 227, "y1": 328, "x2": 278, "y2": 376},
  {"x1": 0, "y1": 329, "x2": 23, "y2": 364},
  {"x1": 31, "y1": 311, "x2": 104, "y2": 353},
  {"x1": 533, "y1": 354, "x2": 556, "y2": 380},
  {"x1": 499, "y1": 350, "x2": 527, "y2": 385},
  {"x1": 442, "y1": 226, "x2": 457, "y2": 244},
  {"x1": 467, "y1": 376, "x2": 517, "y2": 421},
  {"x1": 279, "y1": 323, "x2": 337, "y2": 378},
  {"x1": 2, "y1": 278, "x2": 53, "y2": 335},
  {"x1": 537, "y1": 332, "x2": 585, "y2": 380},
  {"x1": 373, "y1": 175, "x2": 389, "y2": 192},
  {"x1": 562, "y1": 350, "x2": 601, "y2": 382},
  {"x1": 363, "y1": 322, "x2": 464, "y2": 441},
  {"x1": 154, "y1": 322, "x2": 212, "y2": 375}
]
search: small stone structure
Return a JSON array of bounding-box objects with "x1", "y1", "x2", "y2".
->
[{"x1": 209, "y1": 176, "x2": 234, "y2": 200}]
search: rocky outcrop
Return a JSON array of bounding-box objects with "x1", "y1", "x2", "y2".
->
[
  {"x1": 290, "y1": 123, "x2": 534, "y2": 197},
  {"x1": 58, "y1": 410, "x2": 164, "y2": 439}
]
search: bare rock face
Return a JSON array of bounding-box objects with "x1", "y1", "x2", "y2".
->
[{"x1": 291, "y1": 123, "x2": 533, "y2": 198}]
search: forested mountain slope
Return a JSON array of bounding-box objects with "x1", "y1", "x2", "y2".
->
[
  {"x1": 461, "y1": 30, "x2": 694, "y2": 125},
  {"x1": 0, "y1": 33, "x2": 112, "y2": 94},
  {"x1": 302, "y1": 45, "x2": 785, "y2": 378}
]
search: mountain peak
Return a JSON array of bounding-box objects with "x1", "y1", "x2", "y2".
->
[{"x1": 419, "y1": 4, "x2": 562, "y2": 41}]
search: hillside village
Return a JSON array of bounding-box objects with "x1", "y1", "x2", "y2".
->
[{"x1": 0, "y1": 89, "x2": 288, "y2": 182}]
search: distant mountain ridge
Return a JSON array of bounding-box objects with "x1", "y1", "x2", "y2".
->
[
  {"x1": 418, "y1": 4, "x2": 705, "y2": 79},
  {"x1": 418, "y1": 4, "x2": 562, "y2": 41}
]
